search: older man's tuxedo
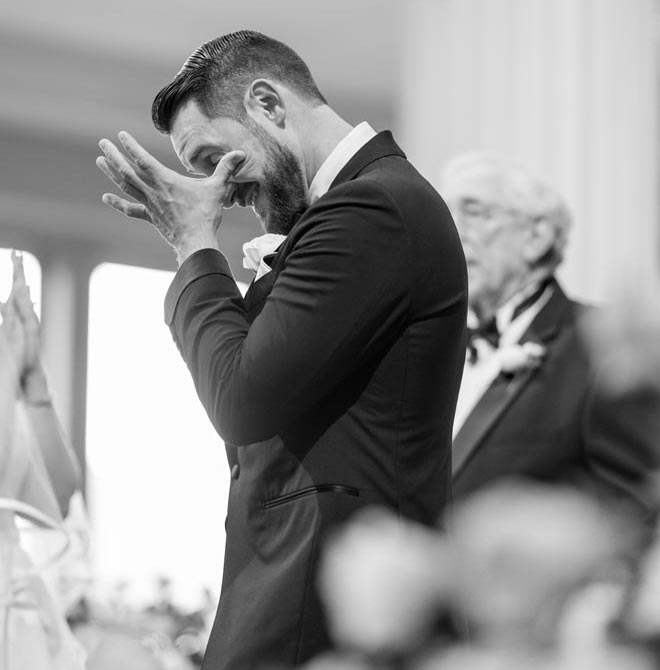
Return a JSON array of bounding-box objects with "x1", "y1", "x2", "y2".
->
[
  {"x1": 453, "y1": 279, "x2": 659, "y2": 518},
  {"x1": 164, "y1": 132, "x2": 467, "y2": 669}
]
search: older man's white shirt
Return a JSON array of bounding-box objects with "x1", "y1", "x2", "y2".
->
[{"x1": 453, "y1": 284, "x2": 552, "y2": 438}]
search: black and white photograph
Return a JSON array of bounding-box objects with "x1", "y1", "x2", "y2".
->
[{"x1": 1, "y1": 1, "x2": 660, "y2": 669}]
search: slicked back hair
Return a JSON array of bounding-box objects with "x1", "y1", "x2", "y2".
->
[{"x1": 152, "y1": 30, "x2": 327, "y2": 134}]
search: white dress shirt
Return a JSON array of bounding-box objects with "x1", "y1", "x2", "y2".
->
[
  {"x1": 308, "y1": 122, "x2": 377, "y2": 203},
  {"x1": 452, "y1": 282, "x2": 553, "y2": 438}
]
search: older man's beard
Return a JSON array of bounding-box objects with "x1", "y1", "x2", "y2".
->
[{"x1": 249, "y1": 122, "x2": 310, "y2": 235}]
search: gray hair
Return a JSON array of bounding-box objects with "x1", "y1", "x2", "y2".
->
[{"x1": 441, "y1": 152, "x2": 572, "y2": 271}]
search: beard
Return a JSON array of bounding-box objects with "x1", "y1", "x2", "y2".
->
[{"x1": 247, "y1": 120, "x2": 310, "y2": 235}]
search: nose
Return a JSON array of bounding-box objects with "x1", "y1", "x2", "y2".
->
[
  {"x1": 230, "y1": 183, "x2": 253, "y2": 208},
  {"x1": 223, "y1": 183, "x2": 238, "y2": 208}
]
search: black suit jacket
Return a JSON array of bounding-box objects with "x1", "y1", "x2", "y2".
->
[
  {"x1": 453, "y1": 280, "x2": 659, "y2": 518},
  {"x1": 164, "y1": 132, "x2": 468, "y2": 669}
]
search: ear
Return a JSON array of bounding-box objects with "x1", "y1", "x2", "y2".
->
[
  {"x1": 244, "y1": 79, "x2": 286, "y2": 127},
  {"x1": 522, "y1": 216, "x2": 555, "y2": 265}
]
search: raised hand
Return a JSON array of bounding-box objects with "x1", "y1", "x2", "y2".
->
[
  {"x1": 1, "y1": 251, "x2": 50, "y2": 403},
  {"x1": 0, "y1": 252, "x2": 34, "y2": 373},
  {"x1": 0, "y1": 293, "x2": 26, "y2": 382},
  {"x1": 9, "y1": 251, "x2": 40, "y2": 374},
  {"x1": 96, "y1": 131, "x2": 245, "y2": 264}
]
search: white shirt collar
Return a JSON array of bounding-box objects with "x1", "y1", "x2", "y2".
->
[
  {"x1": 308, "y1": 122, "x2": 377, "y2": 203},
  {"x1": 467, "y1": 278, "x2": 552, "y2": 335}
]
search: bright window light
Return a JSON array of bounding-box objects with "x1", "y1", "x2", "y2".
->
[
  {"x1": 0, "y1": 249, "x2": 42, "y2": 318},
  {"x1": 86, "y1": 264, "x2": 248, "y2": 607}
]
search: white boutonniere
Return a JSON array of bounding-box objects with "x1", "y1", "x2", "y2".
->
[
  {"x1": 498, "y1": 342, "x2": 546, "y2": 377},
  {"x1": 242, "y1": 234, "x2": 286, "y2": 281}
]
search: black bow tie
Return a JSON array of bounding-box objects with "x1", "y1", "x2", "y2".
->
[
  {"x1": 467, "y1": 317, "x2": 499, "y2": 363},
  {"x1": 466, "y1": 278, "x2": 554, "y2": 363}
]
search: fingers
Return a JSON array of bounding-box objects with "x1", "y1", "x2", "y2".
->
[
  {"x1": 96, "y1": 155, "x2": 147, "y2": 205},
  {"x1": 98, "y1": 139, "x2": 148, "y2": 203},
  {"x1": 6, "y1": 251, "x2": 38, "y2": 333},
  {"x1": 101, "y1": 194, "x2": 152, "y2": 222},
  {"x1": 12, "y1": 282, "x2": 38, "y2": 326},
  {"x1": 212, "y1": 150, "x2": 247, "y2": 185},
  {"x1": 117, "y1": 131, "x2": 163, "y2": 185},
  {"x1": 10, "y1": 252, "x2": 32, "y2": 303},
  {"x1": 0, "y1": 296, "x2": 18, "y2": 325},
  {"x1": 10, "y1": 250, "x2": 26, "y2": 289},
  {"x1": 7, "y1": 251, "x2": 27, "y2": 307}
]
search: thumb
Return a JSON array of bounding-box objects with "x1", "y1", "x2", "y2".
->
[{"x1": 212, "y1": 150, "x2": 246, "y2": 184}]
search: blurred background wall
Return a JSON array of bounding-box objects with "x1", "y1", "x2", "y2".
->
[{"x1": 0, "y1": 0, "x2": 658, "y2": 603}]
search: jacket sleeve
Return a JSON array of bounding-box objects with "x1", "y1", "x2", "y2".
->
[{"x1": 165, "y1": 180, "x2": 412, "y2": 446}]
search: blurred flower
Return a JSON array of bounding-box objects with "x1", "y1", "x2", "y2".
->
[
  {"x1": 448, "y1": 482, "x2": 623, "y2": 647},
  {"x1": 498, "y1": 342, "x2": 546, "y2": 376},
  {"x1": 553, "y1": 645, "x2": 654, "y2": 670},
  {"x1": 75, "y1": 628, "x2": 165, "y2": 670},
  {"x1": 414, "y1": 643, "x2": 653, "y2": 670},
  {"x1": 318, "y1": 507, "x2": 449, "y2": 656},
  {"x1": 557, "y1": 580, "x2": 627, "y2": 656},
  {"x1": 622, "y1": 535, "x2": 660, "y2": 637},
  {"x1": 412, "y1": 644, "x2": 551, "y2": 670},
  {"x1": 301, "y1": 651, "x2": 375, "y2": 670}
]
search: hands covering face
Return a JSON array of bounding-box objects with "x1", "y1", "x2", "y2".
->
[{"x1": 96, "y1": 132, "x2": 246, "y2": 264}]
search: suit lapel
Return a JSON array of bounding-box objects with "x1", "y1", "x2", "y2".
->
[
  {"x1": 452, "y1": 280, "x2": 572, "y2": 477},
  {"x1": 243, "y1": 252, "x2": 282, "y2": 322},
  {"x1": 452, "y1": 366, "x2": 540, "y2": 476},
  {"x1": 328, "y1": 131, "x2": 406, "y2": 191}
]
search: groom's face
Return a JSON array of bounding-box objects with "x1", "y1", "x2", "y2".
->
[{"x1": 171, "y1": 99, "x2": 308, "y2": 235}]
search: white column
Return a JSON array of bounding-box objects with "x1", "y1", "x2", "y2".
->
[
  {"x1": 399, "y1": 0, "x2": 659, "y2": 302},
  {"x1": 39, "y1": 251, "x2": 93, "y2": 474}
]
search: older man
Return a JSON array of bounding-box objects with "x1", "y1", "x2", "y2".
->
[
  {"x1": 97, "y1": 31, "x2": 466, "y2": 669},
  {"x1": 441, "y1": 153, "x2": 658, "y2": 517}
]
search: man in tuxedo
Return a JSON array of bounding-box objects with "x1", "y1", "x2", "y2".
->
[
  {"x1": 442, "y1": 153, "x2": 658, "y2": 517},
  {"x1": 96, "y1": 31, "x2": 467, "y2": 669}
]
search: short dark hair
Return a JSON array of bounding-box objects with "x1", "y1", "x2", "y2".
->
[{"x1": 151, "y1": 30, "x2": 327, "y2": 134}]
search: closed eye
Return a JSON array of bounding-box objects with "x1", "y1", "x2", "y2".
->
[
  {"x1": 187, "y1": 149, "x2": 223, "y2": 177},
  {"x1": 204, "y1": 153, "x2": 223, "y2": 175}
]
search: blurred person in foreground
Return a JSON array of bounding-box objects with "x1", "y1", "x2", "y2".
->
[
  {"x1": 0, "y1": 251, "x2": 86, "y2": 669},
  {"x1": 96, "y1": 30, "x2": 467, "y2": 669},
  {"x1": 315, "y1": 484, "x2": 652, "y2": 670},
  {"x1": 440, "y1": 153, "x2": 660, "y2": 521}
]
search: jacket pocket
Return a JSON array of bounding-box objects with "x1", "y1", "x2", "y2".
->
[{"x1": 263, "y1": 484, "x2": 360, "y2": 510}]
